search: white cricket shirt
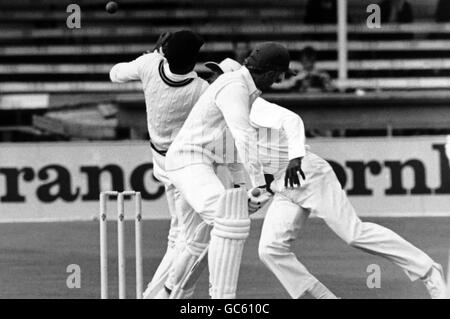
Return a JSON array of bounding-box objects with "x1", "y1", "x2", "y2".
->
[
  {"x1": 166, "y1": 66, "x2": 266, "y2": 187},
  {"x1": 250, "y1": 97, "x2": 307, "y2": 177},
  {"x1": 110, "y1": 52, "x2": 208, "y2": 152}
]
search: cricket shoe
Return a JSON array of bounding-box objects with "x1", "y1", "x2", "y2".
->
[{"x1": 422, "y1": 263, "x2": 447, "y2": 299}]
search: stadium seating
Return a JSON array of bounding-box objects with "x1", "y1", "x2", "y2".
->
[
  {"x1": 1, "y1": 0, "x2": 450, "y2": 140},
  {"x1": 1, "y1": 0, "x2": 449, "y2": 96}
]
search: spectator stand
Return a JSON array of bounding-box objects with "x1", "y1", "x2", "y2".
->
[{"x1": 1, "y1": 0, "x2": 450, "y2": 140}]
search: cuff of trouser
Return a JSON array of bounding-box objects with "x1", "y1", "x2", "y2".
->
[
  {"x1": 292, "y1": 277, "x2": 318, "y2": 299},
  {"x1": 173, "y1": 286, "x2": 196, "y2": 299},
  {"x1": 209, "y1": 290, "x2": 236, "y2": 299},
  {"x1": 407, "y1": 259, "x2": 434, "y2": 282},
  {"x1": 165, "y1": 281, "x2": 175, "y2": 291}
]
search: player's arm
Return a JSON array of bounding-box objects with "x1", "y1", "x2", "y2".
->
[
  {"x1": 226, "y1": 162, "x2": 248, "y2": 188},
  {"x1": 271, "y1": 71, "x2": 306, "y2": 90},
  {"x1": 227, "y1": 161, "x2": 272, "y2": 214},
  {"x1": 251, "y1": 98, "x2": 306, "y2": 159},
  {"x1": 143, "y1": 32, "x2": 172, "y2": 57},
  {"x1": 153, "y1": 32, "x2": 172, "y2": 56},
  {"x1": 215, "y1": 83, "x2": 266, "y2": 188},
  {"x1": 251, "y1": 98, "x2": 306, "y2": 187},
  {"x1": 109, "y1": 53, "x2": 157, "y2": 83}
]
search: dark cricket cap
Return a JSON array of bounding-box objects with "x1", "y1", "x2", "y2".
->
[
  {"x1": 165, "y1": 30, "x2": 204, "y2": 74},
  {"x1": 245, "y1": 42, "x2": 294, "y2": 75}
]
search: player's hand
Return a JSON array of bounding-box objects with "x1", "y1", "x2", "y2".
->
[
  {"x1": 247, "y1": 187, "x2": 272, "y2": 215},
  {"x1": 153, "y1": 32, "x2": 172, "y2": 56},
  {"x1": 248, "y1": 200, "x2": 260, "y2": 215},
  {"x1": 284, "y1": 157, "x2": 306, "y2": 188},
  {"x1": 292, "y1": 71, "x2": 308, "y2": 82}
]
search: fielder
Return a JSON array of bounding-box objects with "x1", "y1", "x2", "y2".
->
[
  {"x1": 252, "y1": 100, "x2": 448, "y2": 299},
  {"x1": 213, "y1": 69, "x2": 448, "y2": 298},
  {"x1": 163, "y1": 43, "x2": 291, "y2": 299},
  {"x1": 207, "y1": 59, "x2": 448, "y2": 299},
  {"x1": 109, "y1": 30, "x2": 209, "y2": 298}
]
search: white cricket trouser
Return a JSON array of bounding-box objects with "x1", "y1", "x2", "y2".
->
[
  {"x1": 164, "y1": 163, "x2": 228, "y2": 292},
  {"x1": 149, "y1": 160, "x2": 235, "y2": 295},
  {"x1": 259, "y1": 152, "x2": 435, "y2": 299},
  {"x1": 154, "y1": 153, "x2": 226, "y2": 248},
  {"x1": 147, "y1": 151, "x2": 203, "y2": 295},
  {"x1": 153, "y1": 150, "x2": 181, "y2": 249},
  {"x1": 168, "y1": 163, "x2": 226, "y2": 226}
]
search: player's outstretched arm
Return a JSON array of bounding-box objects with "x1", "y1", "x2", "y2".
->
[
  {"x1": 152, "y1": 32, "x2": 172, "y2": 56},
  {"x1": 109, "y1": 53, "x2": 155, "y2": 83},
  {"x1": 216, "y1": 83, "x2": 266, "y2": 188},
  {"x1": 251, "y1": 98, "x2": 306, "y2": 160},
  {"x1": 251, "y1": 98, "x2": 307, "y2": 187}
]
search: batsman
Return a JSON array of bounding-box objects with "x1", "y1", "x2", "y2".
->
[{"x1": 163, "y1": 43, "x2": 290, "y2": 299}]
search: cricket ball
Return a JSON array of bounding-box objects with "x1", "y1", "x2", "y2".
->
[
  {"x1": 106, "y1": 1, "x2": 118, "y2": 14},
  {"x1": 251, "y1": 188, "x2": 261, "y2": 197}
]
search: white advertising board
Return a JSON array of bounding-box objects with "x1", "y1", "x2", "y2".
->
[{"x1": 1, "y1": 136, "x2": 449, "y2": 222}]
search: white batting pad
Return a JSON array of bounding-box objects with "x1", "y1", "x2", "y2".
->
[{"x1": 208, "y1": 188, "x2": 250, "y2": 299}]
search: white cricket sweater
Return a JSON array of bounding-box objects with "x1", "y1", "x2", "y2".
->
[
  {"x1": 250, "y1": 97, "x2": 306, "y2": 177},
  {"x1": 110, "y1": 52, "x2": 208, "y2": 152},
  {"x1": 165, "y1": 66, "x2": 266, "y2": 187},
  {"x1": 221, "y1": 97, "x2": 308, "y2": 186}
]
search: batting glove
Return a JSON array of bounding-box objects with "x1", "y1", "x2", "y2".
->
[{"x1": 247, "y1": 187, "x2": 272, "y2": 215}]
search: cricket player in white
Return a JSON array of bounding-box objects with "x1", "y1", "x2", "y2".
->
[
  {"x1": 251, "y1": 99, "x2": 448, "y2": 299},
  {"x1": 185, "y1": 57, "x2": 447, "y2": 299},
  {"x1": 164, "y1": 43, "x2": 291, "y2": 299},
  {"x1": 164, "y1": 58, "x2": 334, "y2": 299},
  {"x1": 109, "y1": 30, "x2": 209, "y2": 298}
]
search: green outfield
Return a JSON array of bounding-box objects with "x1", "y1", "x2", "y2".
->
[{"x1": 0, "y1": 217, "x2": 448, "y2": 299}]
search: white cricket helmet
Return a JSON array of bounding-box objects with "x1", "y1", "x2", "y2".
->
[{"x1": 204, "y1": 58, "x2": 242, "y2": 74}]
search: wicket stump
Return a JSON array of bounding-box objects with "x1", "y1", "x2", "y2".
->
[{"x1": 99, "y1": 191, "x2": 143, "y2": 299}]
